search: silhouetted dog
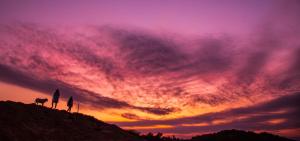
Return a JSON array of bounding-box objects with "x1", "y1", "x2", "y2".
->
[{"x1": 35, "y1": 98, "x2": 48, "y2": 106}]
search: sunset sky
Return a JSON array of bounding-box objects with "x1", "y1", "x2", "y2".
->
[{"x1": 0, "y1": 0, "x2": 299, "y2": 139}]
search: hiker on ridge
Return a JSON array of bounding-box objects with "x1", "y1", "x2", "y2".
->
[
  {"x1": 67, "y1": 96, "x2": 73, "y2": 112},
  {"x1": 51, "y1": 89, "x2": 60, "y2": 109}
]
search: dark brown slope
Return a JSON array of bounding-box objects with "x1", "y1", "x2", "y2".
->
[
  {"x1": 0, "y1": 101, "x2": 143, "y2": 141},
  {"x1": 0, "y1": 101, "x2": 296, "y2": 141}
]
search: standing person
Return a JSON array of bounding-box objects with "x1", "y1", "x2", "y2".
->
[
  {"x1": 51, "y1": 89, "x2": 60, "y2": 109},
  {"x1": 67, "y1": 96, "x2": 73, "y2": 112}
]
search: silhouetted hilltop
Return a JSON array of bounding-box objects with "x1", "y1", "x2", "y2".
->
[
  {"x1": 0, "y1": 101, "x2": 295, "y2": 141},
  {"x1": 190, "y1": 129, "x2": 295, "y2": 141},
  {"x1": 0, "y1": 101, "x2": 143, "y2": 141}
]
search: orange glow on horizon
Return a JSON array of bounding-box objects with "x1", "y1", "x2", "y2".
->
[
  {"x1": 266, "y1": 118, "x2": 287, "y2": 125},
  {"x1": 181, "y1": 123, "x2": 210, "y2": 127},
  {"x1": 123, "y1": 125, "x2": 174, "y2": 130}
]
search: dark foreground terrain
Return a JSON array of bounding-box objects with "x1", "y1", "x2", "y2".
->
[{"x1": 0, "y1": 101, "x2": 295, "y2": 141}]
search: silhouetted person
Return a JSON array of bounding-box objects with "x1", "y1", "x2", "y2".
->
[
  {"x1": 51, "y1": 89, "x2": 60, "y2": 109},
  {"x1": 67, "y1": 96, "x2": 73, "y2": 112}
]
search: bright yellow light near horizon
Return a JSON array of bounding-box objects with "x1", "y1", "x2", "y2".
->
[
  {"x1": 0, "y1": 82, "x2": 50, "y2": 103},
  {"x1": 0, "y1": 82, "x2": 71, "y2": 110},
  {"x1": 83, "y1": 108, "x2": 135, "y2": 122},
  {"x1": 122, "y1": 125, "x2": 174, "y2": 130},
  {"x1": 181, "y1": 123, "x2": 210, "y2": 127}
]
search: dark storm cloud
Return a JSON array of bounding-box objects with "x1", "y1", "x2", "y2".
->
[
  {"x1": 114, "y1": 93, "x2": 300, "y2": 130},
  {"x1": 121, "y1": 113, "x2": 142, "y2": 120},
  {"x1": 107, "y1": 28, "x2": 188, "y2": 75},
  {"x1": 135, "y1": 106, "x2": 177, "y2": 115}
]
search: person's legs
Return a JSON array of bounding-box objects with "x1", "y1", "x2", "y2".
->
[
  {"x1": 67, "y1": 106, "x2": 72, "y2": 112},
  {"x1": 51, "y1": 102, "x2": 54, "y2": 108},
  {"x1": 54, "y1": 102, "x2": 57, "y2": 109}
]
